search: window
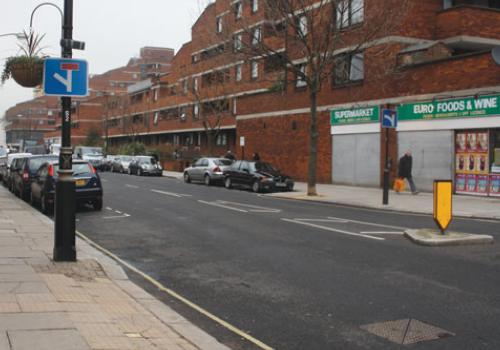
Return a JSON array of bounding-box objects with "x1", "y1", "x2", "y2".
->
[
  {"x1": 216, "y1": 133, "x2": 227, "y2": 146},
  {"x1": 193, "y1": 77, "x2": 199, "y2": 92},
  {"x1": 264, "y1": 53, "x2": 286, "y2": 72},
  {"x1": 252, "y1": 26, "x2": 262, "y2": 46},
  {"x1": 193, "y1": 104, "x2": 200, "y2": 120},
  {"x1": 444, "y1": 0, "x2": 500, "y2": 9},
  {"x1": 337, "y1": 0, "x2": 364, "y2": 28},
  {"x1": 251, "y1": 0, "x2": 259, "y2": 12},
  {"x1": 295, "y1": 63, "x2": 307, "y2": 88},
  {"x1": 297, "y1": 15, "x2": 308, "y2": 36},
  {"x1": 333, "y1": 52, "x2": 364, "y2": 86},
  {"x1": 216, "y1": 17, "x2": 223, "y2": 33},
  {"x1": 182, "y1": 79, "x2": 188, "y2": 94},
  {"x1": 153, "y1": 112, "x2": 159, "y2": 125},
  {"x1": 153, "y1": 89, "x2": 158, "y2": 101},
  {"x1": 232, "y1": 98, "x2": 237, "y2": 115},
  {"x1": 179, "y1": 106, "x2": 187, "y2": 121},
  {"x1": 233, "y1": 33, "x2": 243, "y2": 51},
  {"x1": 251, "y1": 61, "x2": 259, "y2": 79},
  {"x1": 234, "y1": 1, "x2": 243, "y2": 19},
  {"x1": 235, "y1": 64, "x2": 243, "y2": 82},
  {"x1": 192, "y1": 54, "x2": 200, "y2": 64}
]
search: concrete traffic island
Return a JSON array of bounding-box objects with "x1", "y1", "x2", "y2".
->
[{"x1": 404, "y1": 229, "x2": 494, "y2": 246}]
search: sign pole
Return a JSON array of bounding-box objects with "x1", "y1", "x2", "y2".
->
[
  {"x1": 383, "y1": 127, "x2": 389, "y2": 205},
  {"x1": 54, "y1": 0, "x2": 76, "y2": 261}
]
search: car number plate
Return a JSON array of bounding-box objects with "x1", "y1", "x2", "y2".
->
[
  {"x1": 76, "y1": 179, "x2": 86, "y2": 187},
  {"x1": 275, "y1": 182, "x2": 286, "y2": 187}
]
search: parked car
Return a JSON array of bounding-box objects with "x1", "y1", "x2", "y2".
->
[
  {"x1": 223, "y1": 161, "x2": 294, "y2": 193},
  {"x1": 183, "y1": 157, "x2": 234, "y2": 185},
  {"x1": 112, "y1": 155, "x2": 133, "y2": 173},
  {"x1": 101, "y1": 155, "x2": 117, "y2": 172},
  {"x1": 10, "y1": 155, "x2": 59, "y2": 201},
  {"x1": 1, "y1": 153, "x2": 32, "y2": 187},
  {"x1": 128, "y1": 156, "x2": 163, "y2": 176},
  {"x1": 74, "y1": 146, "x2": 104, "y2": 170},
  {"x1": 30, "y1": 160, "x2": 103, "y2": 214}
]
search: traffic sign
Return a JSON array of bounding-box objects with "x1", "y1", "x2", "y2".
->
[
  {"x1": 433, "y1": 180, "x2": 453, "y2": 234},
  {"x1": 381, "y1": 109, "x2": 398, "y2": 128},
  {"x1": 43, "y1": 58, "x2": 88, "y2": 97}
]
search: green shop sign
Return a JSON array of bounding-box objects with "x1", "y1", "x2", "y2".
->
[
  {"x1": 331, "y1": 106, "x2": 380, "y2": 125},
  {"x1": 398, "y1": 95, "x2": 500, "y2": 121}
]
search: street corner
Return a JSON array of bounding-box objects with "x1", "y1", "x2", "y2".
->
[{"x1": 404, "y1": 228, "x2": 494, "y2": 247}]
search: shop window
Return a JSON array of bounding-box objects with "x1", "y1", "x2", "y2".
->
[
  {"x1": 336, "y1": 0, "x2": 364, "y2": 29},
  {"x1": 333, "y1": 52, "x2": 364, "y2": 86}
]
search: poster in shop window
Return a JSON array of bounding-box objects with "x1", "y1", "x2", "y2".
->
[
  {"x1": 456, "y1": 154, "x2": 466, "y2": 172},
  {"x1": 455, "y1": 174, "x2": 466, "y2": 193},
  {"x1": 490, "y1": 175, "x2": 500, "y2": 197},
  {"x1": 456, "y1": 133, "x2": 467, "y2": 153},
  {"x1": 476, "y1": 175, "x2": 489, "y2": 195},
  {"x1": 467, "y1": 133, "x2": 477, "y2": 152},
  {"x1": 475, "y1": 153, "x2": 488, "y2": 174},
  {"x1": 466, "y1": 174, "x2": 477, "y2": 192},
  {"x1": 477, "y1": 132, "x2": 488, "y2": 153}
]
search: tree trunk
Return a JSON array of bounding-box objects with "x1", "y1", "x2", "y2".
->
[
  {"x1": 207, "y1": 130, "x2": 215, "y2": 156},
  {"x1": 307, "y1": 90, "x2": 318, "y2": 196}
]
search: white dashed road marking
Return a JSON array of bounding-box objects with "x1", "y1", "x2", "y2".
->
[
  {"x1": 125, "y1": 184, "x2": 139, "y2": 189},
  {"x1": 151, "y1": 189, "x2": 192, "y2": 198}
]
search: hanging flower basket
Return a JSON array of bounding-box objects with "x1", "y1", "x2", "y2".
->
[{"x1": 8, "y1": 57, "x2": 44, "y2": 88}]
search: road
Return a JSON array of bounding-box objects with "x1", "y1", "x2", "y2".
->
[{"x1": 76, "y1": 172, "x2": 500, "y2": 350}]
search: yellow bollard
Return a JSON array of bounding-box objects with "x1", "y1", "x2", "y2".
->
[{"x1": 433, "y1": 180, "x2": 453, "y2": 235}]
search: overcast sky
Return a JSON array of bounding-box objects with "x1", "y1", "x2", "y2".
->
[{"x1": 0, "y1": 0, "x2": 209, "y2": 143}]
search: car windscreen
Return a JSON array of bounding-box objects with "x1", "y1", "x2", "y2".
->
[
  {"x1": 138, "y1": 157, "x2": 155, "y2": 164},
  {"x1": 121, "y1": 156, "x2": 133, "y2": 161},
  {"x1": 255, "y1": 162, "x2": 278, "y2": 173},
  {"x1": 53, "y1": 163, "x2": 93, "y2": 177},
  {"x1": 215, "y1": 159, "x2": 233, "y2": 166},
  {"x1": 29, "y1": 157, "x2": 59, "y2": 171}
]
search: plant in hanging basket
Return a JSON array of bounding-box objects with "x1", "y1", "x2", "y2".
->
[{"x1": 1, "y1": 29, "x2": 46, "y2": 88}]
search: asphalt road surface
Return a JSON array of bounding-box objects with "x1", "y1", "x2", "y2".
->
[{"x1": 76, "y1": 172, "x2": 500, "y2": 350}]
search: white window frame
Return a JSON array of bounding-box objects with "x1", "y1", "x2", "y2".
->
[
  {"x1": 298, "y1": 15, "x2": 308, "y2": 36},
  {"x1": 216, "y1": 17, "x2": 223, "y2": 33},
  {"x1": 193, "y1": 77, "x2": 199, "y2": 92},
  {"x1": 251, "y1": 0, "x2": 259, "y2": 13},
  {"x1": 252, "y1": 26, "x2": 262, "y2": 46},
  {"x1": 337, "y1": 0, "x2": 364, "y2": 29},
  {"x1": 251, "y1": 60, "x2": 259, "y2": 79},
  {"x1": 193, "y1": 104, "x2": 200, "y2": 119},
  {"x1": 153, "y1": 89, "x2": 158, "y2": 101},
  {"x1": 295, "y1": 63, "x2": 307, "y2": 88},
  {"x1": 236, "y1": 64, "x2": 243, "y2": 82},
  {"x1": 234, "y1": 33, "x2": 243, "y2": 51},
  {"x1": 235, "y1": 1, "x2": 243, "y2": 19},
  {"x1": 153, "y1": 111, "x2": 159, "y2": 125}
]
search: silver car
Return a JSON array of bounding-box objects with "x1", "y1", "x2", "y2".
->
[
  {"x1": 183, "y1": 157, "x2": 234, "y2": 185},
  {"x1": 112, "y1": 155, "x2": 133, "y2": 173}
]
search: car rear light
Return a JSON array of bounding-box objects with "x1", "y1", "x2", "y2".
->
[
  {"x1": 89, "y1": 164, "x2": 96, "y2": 174},
  {"x1": 213, "y1": 166, "x2": 221, "y2": 172},
  {"x1": 48, "y1": 164, "x2": 54, "y2": 177},
  {"x1": 22, "y1": 170, "x2": 29, "y2": 182}
]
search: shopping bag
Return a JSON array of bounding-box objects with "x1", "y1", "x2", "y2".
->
[{"x1": 393, "y1": 178, "x2": 406, "y2": 192}]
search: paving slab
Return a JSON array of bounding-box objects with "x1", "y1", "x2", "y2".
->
[
  {"x1": 0, "y1": 312, "x2": 73, "y2": 331},
  {"x1": 8, "y1": 329, "x2": 90, "y2": 350}
]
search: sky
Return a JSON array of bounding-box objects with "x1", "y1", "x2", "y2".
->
[{"x1": 0, "y1": 0, "x2": 209, "y2": 144}]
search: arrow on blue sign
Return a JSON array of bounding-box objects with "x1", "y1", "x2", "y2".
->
[
  {"x1": 43, "y1": 58, "x2": 89, "y2": 97},
  {"x1": 382, "y1": 109, "x2": 398, "y2": 129}
]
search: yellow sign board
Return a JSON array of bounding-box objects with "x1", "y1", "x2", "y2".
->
[{"x1": 433, "y1": 180, "x2": 453, "y2": 233}]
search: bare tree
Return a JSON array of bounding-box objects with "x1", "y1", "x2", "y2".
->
[{"x1": 218, "y1": 0, "x2": 409, "y2": 195}]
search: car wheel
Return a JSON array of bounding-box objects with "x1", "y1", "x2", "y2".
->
[
  {"x1": 224, "y1": 177, "x2": 232, "y2": 189},
  {"x1": 252, "y1": 180, "x2": 261, "y2": 193},
  {"x1": 138, "y1": 168, "x2": 142, "y2": 176},
  {"x1": 204, "y1": 175, "x2": 211, "y2": 186},
  {"x1": 286, "y1": 184, "x2": 294, "y2": 192},
  {"x1": 184, "y1": 172, "x2": 191, "y2": 183},
  {"x1": 127, "y1": 168, "x2": 132, "y2": 175},
  {"x1": 93, "y1": 198, "x2": 103, "y2": 211}
]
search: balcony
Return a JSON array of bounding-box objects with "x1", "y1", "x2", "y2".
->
[{"x1": 436, "y1": 6, "x2": 500, "y2": 44}]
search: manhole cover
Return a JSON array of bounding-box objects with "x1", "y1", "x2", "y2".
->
[{"x1": 361, "y1": 319, "x2": 454, "y2": 345}]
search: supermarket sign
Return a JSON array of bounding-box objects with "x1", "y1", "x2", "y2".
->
[
  {"x1": 331, "y1": 106, "x2": 380, "y2": 125},
  {"x1": 398, "y1": 95, "x2": 500, "y2": 121}
]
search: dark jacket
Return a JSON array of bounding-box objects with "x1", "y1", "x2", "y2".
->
[{"x1": 398, "y1": 154, "x2": 413, "y2": 178}]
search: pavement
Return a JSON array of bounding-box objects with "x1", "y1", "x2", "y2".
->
[
  {"x1": 162, "y1": 171, "x2": 500, "y2": 220},
  {"x1": 0, "y1": 186, "x2": 230, "y2": 350}
]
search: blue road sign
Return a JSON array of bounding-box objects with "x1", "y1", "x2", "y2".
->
[
  {"x1": 43, "y1": 58, "x2": 88, "y2": 97},
  {"x1": 382, "y1": 109, "x2": 398, "y2": 129}
]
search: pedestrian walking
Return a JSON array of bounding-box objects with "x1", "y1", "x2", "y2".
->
[
  {"x1": 225, "y1": 150, "x2": 236, "y2": 161},
  {"x1": 252, "y1": 152, "x2": 260, "y2": 161},
  {"x1": 398, "y1": 150, "x2": 419, "y2": 194}
]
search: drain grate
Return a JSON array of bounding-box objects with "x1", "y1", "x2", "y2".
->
[{"x1": 361, "y1": 318, "x2": 454, "y2": 345}]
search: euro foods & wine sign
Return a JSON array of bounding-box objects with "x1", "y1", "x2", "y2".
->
[{"x1": 398, "y1": 95, "x2": 500, "y2": 121}]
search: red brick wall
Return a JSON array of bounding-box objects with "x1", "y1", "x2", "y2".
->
[{"x1": 435, "y1": 6, "x2": 500, "y2": 40}]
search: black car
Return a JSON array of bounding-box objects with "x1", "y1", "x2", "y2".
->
[
  {"x1": 223, "y1": 161, "x2": 294, "y2": 193},
  {"x1": 128, "y1": 156, "x2": 163, "y2": 176},
  {"x1": 10, "y1": 155, "x2": 59, "y2": 201},
  {"x1": 30, "y1": 160, "x2": 103, "y2": 214}
]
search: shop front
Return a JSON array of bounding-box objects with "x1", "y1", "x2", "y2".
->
[{"x1": 397, "y1": 94, "x2": 500, "y2": 196}]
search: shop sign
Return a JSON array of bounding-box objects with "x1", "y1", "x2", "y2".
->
[
  {"x1": 398, "y1": 95, "x2": 500, "y2": 121},
  {"x1": 331, "y1": 106, "x2": 380, "y2": 125}
]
